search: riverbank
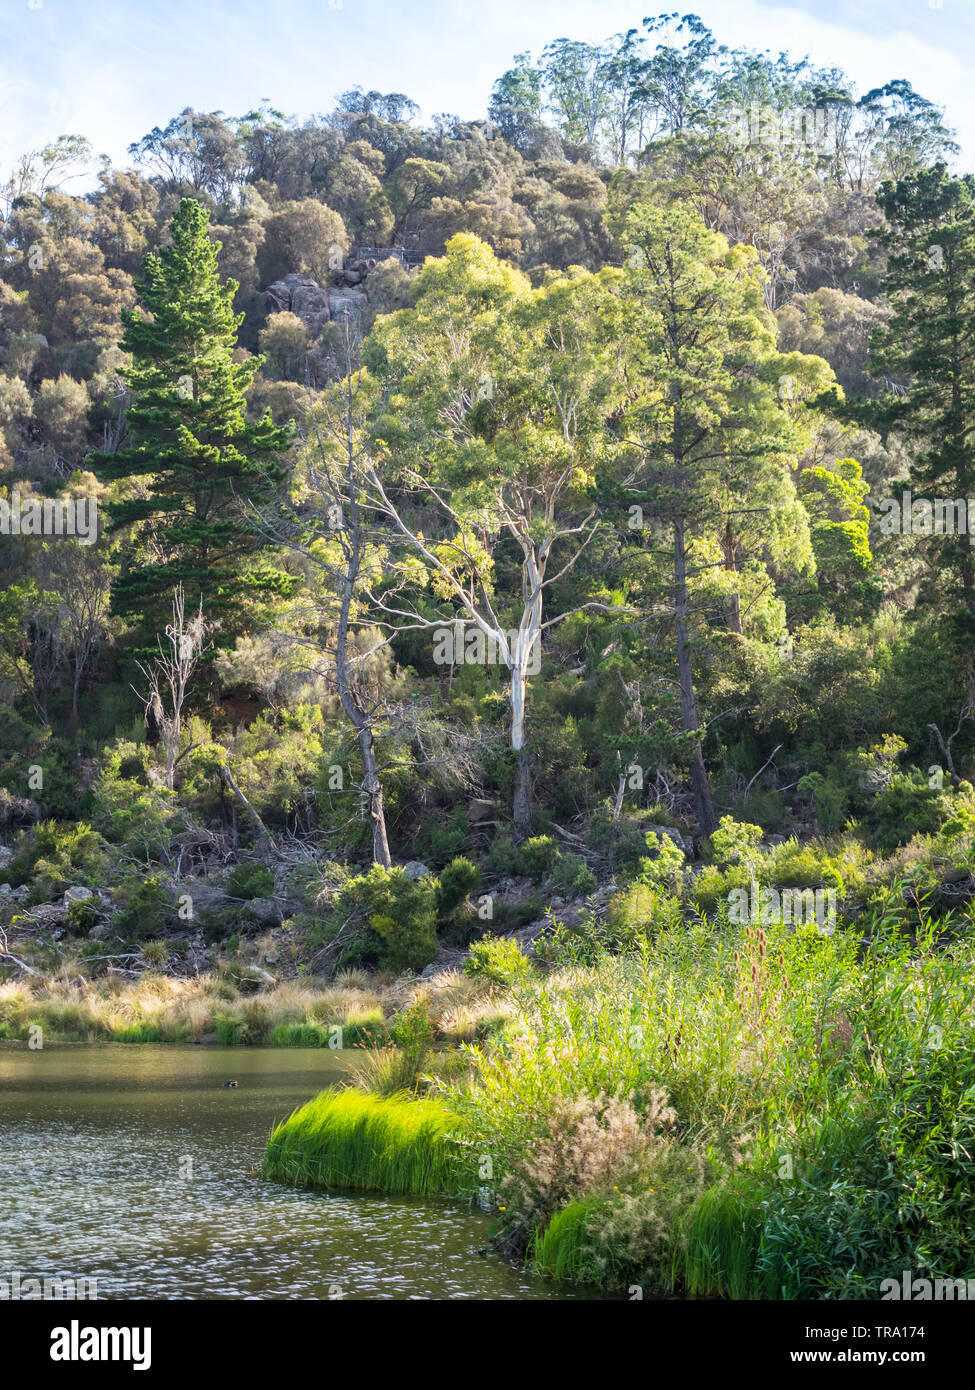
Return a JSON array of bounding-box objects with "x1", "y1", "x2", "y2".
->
[
  {"x1": 7, "y1": 895, "x2": 975, "y2": 1299},
  {"x1": 0, "y1": 965, "x2": 511, "y2": 1048},
  {"x1": 261, "y1": 914, "x2": 975, "y2": 1299}
]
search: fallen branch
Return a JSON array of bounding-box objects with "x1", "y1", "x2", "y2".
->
[
  {"x1": 0, "y1": 950, "x2": 40, "y2": 975},
  {"x1": 219, "y1": 763, "x2": 277, "y2": 854}
]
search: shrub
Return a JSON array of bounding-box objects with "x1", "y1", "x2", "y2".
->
[
  {"x1": 522, "y1": 835, "x2": 558, "y2": 881},
  {"x1": 691, "y1": 863, "x2": 749, "y2": 913},
  {"x1": 585, "y1": 806, "x2": 652, "y2": 872},
  {"x1": 637, "y1": 831, "x2": 686, "y2": 892},
  {"x1": 388, "y1": 1000, "x2": 437, "y2": 1089},
  {"x1": 421, "y1": 806, "x2": 470, "y2": 867},
  {"x1": 463, "y1": 934, "x2": 531, "y2": 987},
  {"x1": 485, "y1": 830, "x2": 526, "y2": 877},
  {"x1": 869, "y1": 770, "x2": 951, "y2": 853},
  {"x1": 436, "y1": 856, "x2": 481, "y2": 917},
  {"x1": 110, "y1": 875, "x2": 173, "y2": 941},
  {"x1": 3, "y1": 820, "x2": 108, "y2": 892},
  {"x1": 765, "y1": 838, "x2": 845, "y2": 892},
  {"x1": 709, "y1": 816, "x2": 763, "y2": 868},
  {"x1": 65, "y1": 897, "x2": 100, "y2": 935},
  {"x1": 226, "y1": 861, "x2": 275, "y2": 900},
  {"x1": 606, "y1": 882, "x2": 682, "y2": 943},
  {"x1": 797, "y1": 771, "x2": 849, "y2": 834},
  {"x1": 550, "y1": 852, "x2": 597, "y2": 896},
  {"x1": 92, "y1": 742, "x2": 177, "y2": 858},
  {"x1": 339, "y1": 865, "x2": 438, "y2": 973}
]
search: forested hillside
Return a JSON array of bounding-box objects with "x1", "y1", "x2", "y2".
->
[{"x1": 3, "y1": 13, "x2": 975, "y2": 1300}]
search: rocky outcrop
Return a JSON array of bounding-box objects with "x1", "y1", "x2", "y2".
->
[
  {"x1": 263, "y1": 273, "x2": 369, "y2": 337},
  {"x1": 264, "y1": 274, "x2": 332, "y2": 337},
  {"x1": 327, "y1": 287, "x2": 368, "y2": 323}
]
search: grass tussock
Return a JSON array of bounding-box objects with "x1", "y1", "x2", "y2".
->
[{"x1": 262, "y1": 1086, "x2": 470, "y2": 1196}]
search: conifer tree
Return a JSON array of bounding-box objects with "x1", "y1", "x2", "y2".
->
[
  {"x1": 867, "y1": 165, "x2": 975, "y2": 632},
  {"x1": 96, "y1": 198, "x2": 295, "y2": 642}
]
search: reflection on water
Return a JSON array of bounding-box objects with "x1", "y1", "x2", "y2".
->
[{"x1": 0, "y1": 1044, "x2": 592, "y2": 1300}]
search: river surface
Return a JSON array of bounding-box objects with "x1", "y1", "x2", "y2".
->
[{"x1": 0, "y1": 1044, "x2": 592, "y2": 1300}]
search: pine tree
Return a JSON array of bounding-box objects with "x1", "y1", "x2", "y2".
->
[
  {"x1": 617, "y1": 201, "x2": 834, "y2": 835},
  {"x1": 95, "y1": 198, "x2": 295, "y2": 642},
  {"x1": 867, "y1": 165, "x2": 975, "y2": 632}
]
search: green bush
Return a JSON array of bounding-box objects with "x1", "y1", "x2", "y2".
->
[
  {"x1": 463, "y1": 934, "x2": 531, "y2": 986},
  {"x1": 110, "y1": 874, "x2": 173, "y2": 941},
  {"x1": 550, "y1": 852, "x2": 597, "y2": 896},
  {"x1": 92, "y1": 742, "x2": 178, "y2": 858},
  {"x1": 4, "y1": 820, "x2": 108, "y2": 896},
  {"x1": 637, "y1": 831, "x2": 686, "y2": 891},
  {"x1": 691, "y1": 863, "x2": 750, "y2": 914},
  {"x1": 339, "y1": 865, "x2": 438, "y2": 973},
  {"x1": 485, "y1": 831, "x2": 526, "y2": 876},
  {"x1": 436, "y1": 856, "x2": 481, "y2": 916},
  {"x1": 226, "y1": 861, "x2": 275, "y2": 900},
  {"x1": 869, "y1": 770, "x2": 951, "y2": 853},
  {"x1": 65, "y1": 897, "x2": 100, "y2": 935},
  {"x1": 522, "y1": 835, "x2": 558, "y2": 881},
  {"x1": 708, "y1": 816, "x2": 763, "y2": 867},
  {"x1": 797, "y1": 771, "x2": 849, "y2": 834},
  {"x1": 421, "y1": 806, "x2": 470, "y2": 867}
]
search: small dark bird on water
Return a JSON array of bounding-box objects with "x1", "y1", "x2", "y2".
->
[{"x1": 221, "y1": 1080, "x2": 238, "y2": 1088}]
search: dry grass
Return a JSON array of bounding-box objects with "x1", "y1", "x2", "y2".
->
[{"x1": 0, "y1": 964, "x2": 504, "y2": 1046}]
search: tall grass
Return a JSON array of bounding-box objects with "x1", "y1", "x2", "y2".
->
[
  {"x1": 0, "y1": 973, "x2": 387, "y2": 1046},
  {"x1": 262, "y1": 1087, "x2": 471, "y2": 1196},
  {"x1": 447, "y1": 915, "x2": 975, "y2": 1297},
  {"x1": 531, "y1": 1197, "x2": 604, "y2": 1282}
]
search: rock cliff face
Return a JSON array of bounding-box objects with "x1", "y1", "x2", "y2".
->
[
  {"x1": 263, "y1": 274, "x2": 333, "y2": 336},
  {"x1": 263, "y1": 270, "x2": 370, "y2": 338}
]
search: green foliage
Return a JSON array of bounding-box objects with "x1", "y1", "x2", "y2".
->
[
  {"x1": 65, "y1": 897, "x2": 100, "y2": 935},
  {"x1": 110, "y1": 874, "x2": 173, "y2": 940},
  {"x1": 92, "y1": 742, "x2": 177, "y2": 858},
  {"x1": 708, "y1": 816, "x2": 764, "y2": 868},
  {"x1": 485, "y1": 831, "x2": 526, "y2": 877},
  {"x1": 417, "y1": 806, "x2": 470, "y2": 868},
  {"x1": 548, "y1": 851, "x2": 595, "y2": 895},
  {"x1": 522, "y1": 835, "x2": 559, "y2": 881},
  {"x1": 869, "y1": 769, "x2": 952, "y2": 852},
  {"x1": 797, "y1": 771, "x2": 850, "y2": 834},
  {"x1": 338, "y1": 865, "x2": 438, "y2": 973},
  {"x1": 636, "y1": 831, "x2": 686, "y2": 891},
  {"x1": 435, "y1": 856, "x2": 481, "y2": 916},
  {"x1": 691, "y1": 863, "x2": 750, "y2": 914},
  {"x1": 3, "y1": 820, "x2": 108, "y2": 895},
  {"x1": 463, "y1": 934, "x2": 531, "y2": 986},
  {"x1": 263, "y1": 1087, "x2": 469, "y2": 1196},
  {"x1": 226, "y1": 861, "x2": 275, "y2": 900}
]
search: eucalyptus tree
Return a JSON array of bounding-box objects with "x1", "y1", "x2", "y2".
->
[{"x1": 363, "y1": 233, "x2": 626, "y2": 831}]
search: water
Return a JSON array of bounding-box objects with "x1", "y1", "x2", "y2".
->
[{"x1": 0, "y1": 1044, "x2": 585, "y2": 1300}]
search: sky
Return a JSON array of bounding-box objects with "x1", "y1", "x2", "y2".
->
[{"x1": 1, "y1": 0, "x2": 974, "y2": 178}]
